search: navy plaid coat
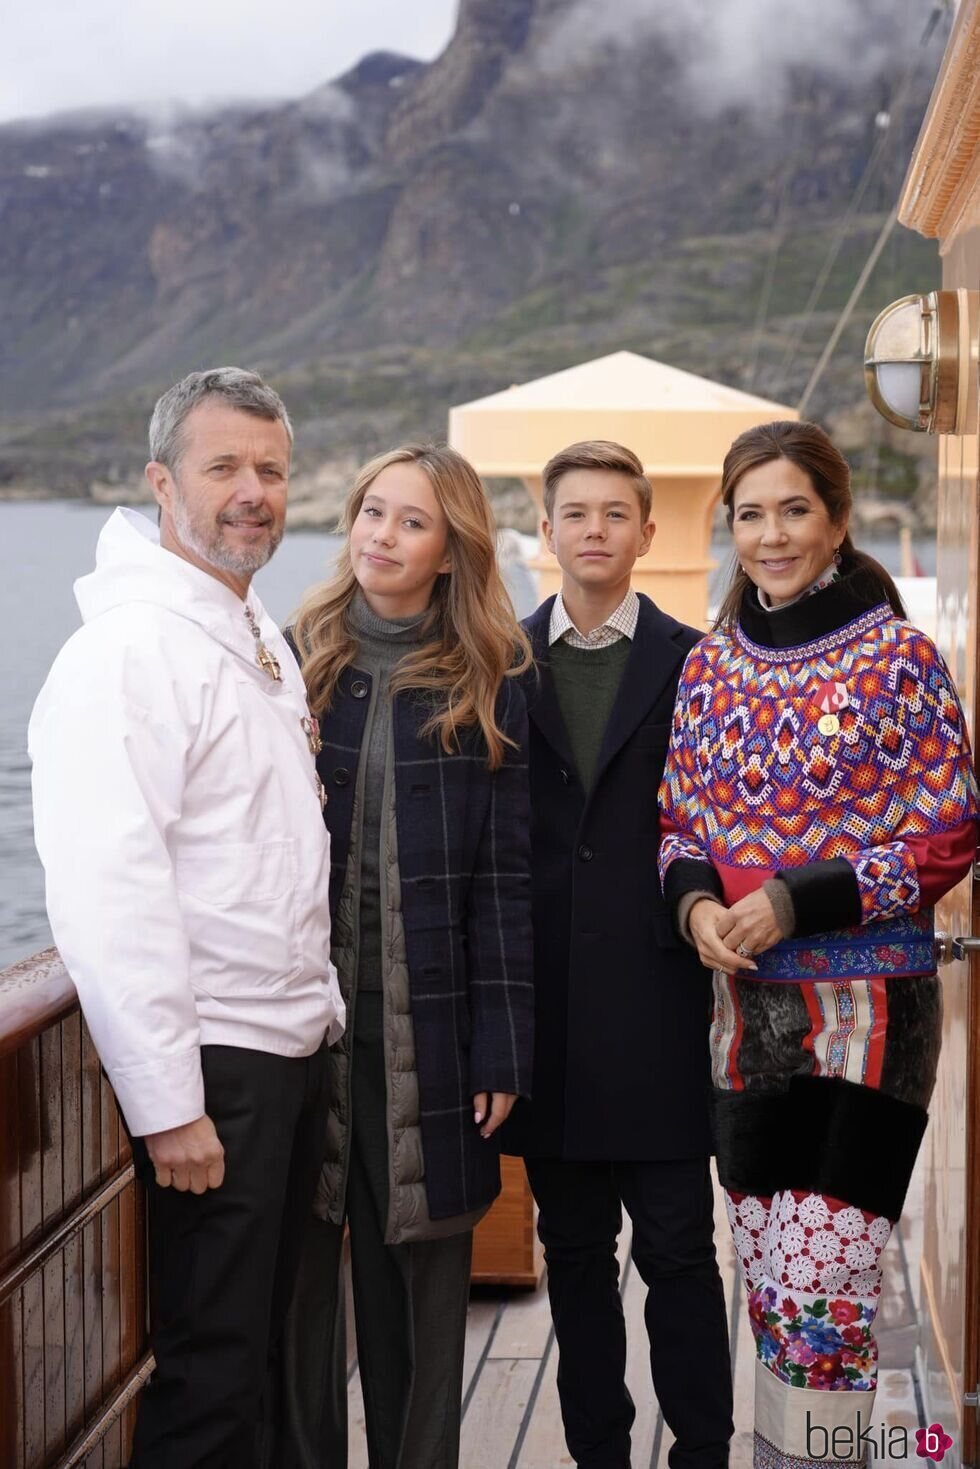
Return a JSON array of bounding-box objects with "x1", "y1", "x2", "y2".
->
[{"x1": 315, "y1": 665, "x2": 534, "y2": 1220}]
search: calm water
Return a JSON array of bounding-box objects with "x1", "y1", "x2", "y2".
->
[{"x1": 0, "y1": 499, "x2": 936, "y2": 969}]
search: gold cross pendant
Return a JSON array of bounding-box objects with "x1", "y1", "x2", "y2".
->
[{"x1": 256, "y1": 643, "x2": 282, "y2": 681}]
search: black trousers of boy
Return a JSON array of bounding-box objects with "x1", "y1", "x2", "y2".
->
[
  {"x1": 128, "y1": 1042, "x2": 330, "y2": 1469},
  {"x1": 525, "y1": 1156, "x2": 733, "y2": 1469}
]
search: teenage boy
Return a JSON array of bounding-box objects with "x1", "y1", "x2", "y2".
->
[{"x1": 502, "y1": 441, "x2": 732, "y2": 1469}]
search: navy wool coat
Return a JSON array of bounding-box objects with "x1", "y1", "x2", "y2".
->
[
  {"x1": 314, "y1": 665, "x2": 534, "y2": 1220},
  {"x1": 501, "y1": 594, "x2": 714, "y2": 1162}
]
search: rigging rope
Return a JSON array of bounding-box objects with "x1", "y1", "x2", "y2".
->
[
  {"x1": 746, "y1": 110, "x2": 805, "y2": 389},
  {"x1": 777, "y1": 1, "x2": 947, "y2": 398},
  {"x1": 796, "y1": 205, "x2": 899, "y2": 416}
]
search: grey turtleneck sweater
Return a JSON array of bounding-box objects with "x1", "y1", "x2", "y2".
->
[{"x1": 346, "y1": 592, "x2": 428, "y2": 991}]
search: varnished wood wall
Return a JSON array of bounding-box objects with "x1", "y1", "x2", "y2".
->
[{"x1": 0, "y1": 950, "x2": 151, "y2": 1469}]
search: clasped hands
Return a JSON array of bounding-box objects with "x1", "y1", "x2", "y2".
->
[{"x1": 688, "y1": 887, "x2": 782, "y2": 974}]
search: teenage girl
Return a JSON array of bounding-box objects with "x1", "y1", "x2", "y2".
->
[{"x1": 275, "y1": 443, "x2": 534, "y2": 1469}]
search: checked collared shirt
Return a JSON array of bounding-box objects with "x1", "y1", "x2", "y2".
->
[{"x1": 548, "y1": 588, "x2": 640, "y2": 650}]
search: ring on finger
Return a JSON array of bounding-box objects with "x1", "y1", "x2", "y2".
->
[{"x1": 736, "y1": 942, "x2": 752, "y2": 959}]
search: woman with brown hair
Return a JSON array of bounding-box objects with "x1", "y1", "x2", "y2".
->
[
  {"x1": 658, "y1": 420, "x2": 978, "y2": 1468},
  {"x1": 273, "y1": 444, "x2": 534, "y2": 1468}
]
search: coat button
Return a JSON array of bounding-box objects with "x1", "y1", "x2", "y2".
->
[
  {"x1": 578, "y1": 844, "x2": 593, "y2": 862},
  {"x1": 351, "y1": 680, "x2": 368, "y2": 699},
  {"x1": 559, "y1": 768, "x2": 570, "y2": 785},
  {"x1": 333, "y1": 768, "x2": 351, "y2": 786}
]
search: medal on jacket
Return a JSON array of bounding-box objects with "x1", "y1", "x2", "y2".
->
[
  {"x1": 244, "y1": 604, "x2": 282, "y2": 681},
  {"x1": 302, "y1": 707, "x2": 325, "y2": 806},
  {"x1": 812, "y1": 679, "x2": 848, "y2": 737},
  {"x1": 301, "y1": 712, "x2": 322, "y2": 756}
]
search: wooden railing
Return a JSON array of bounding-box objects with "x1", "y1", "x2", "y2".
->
[{"x1": 0, "y1": 949, "x2": 150, "y2": 1469}]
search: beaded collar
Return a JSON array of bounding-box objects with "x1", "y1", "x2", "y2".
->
[{"x1": 735, "y1": 601, "x2": 893, "y2": 662}]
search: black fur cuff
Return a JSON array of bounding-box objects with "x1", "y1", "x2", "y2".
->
[{"x1": 776, "y1": 858, "x2": 862, "y2": 937}]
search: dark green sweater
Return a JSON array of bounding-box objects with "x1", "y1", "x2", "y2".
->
[{"x1": 549, "y1": 637, "x2": 632, "y2": 791}]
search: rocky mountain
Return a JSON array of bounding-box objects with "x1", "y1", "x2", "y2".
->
[{"x1": 0, "y1": 0, "x2": 947, "y2": 516}]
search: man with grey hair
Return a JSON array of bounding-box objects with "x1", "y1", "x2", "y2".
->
[
  {"x1": 148, "y1": 365, "x2": 294, "y2": 576},
  {"x1": 29, "y1": 367, "x2": 345, "y2": 1467}
]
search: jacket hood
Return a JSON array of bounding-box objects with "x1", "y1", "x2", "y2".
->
[{"x1": 74, "y1": 507, "x2": 275, "y2": 665}]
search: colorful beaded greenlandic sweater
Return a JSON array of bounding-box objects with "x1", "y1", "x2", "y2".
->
[{"x1": 658, "y1": 565, "x2": 980, "y2": 982}]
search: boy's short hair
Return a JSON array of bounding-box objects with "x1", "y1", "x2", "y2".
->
[{"x1": 542, "y1": 440, "x2": 652, "y2": 522}]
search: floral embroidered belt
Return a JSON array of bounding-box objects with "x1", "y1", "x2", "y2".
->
[{"x1": 738, "y1": 909, "x2": 936, "y2": 983}]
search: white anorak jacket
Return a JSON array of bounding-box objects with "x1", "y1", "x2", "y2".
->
[{"x1": 29, "y1": 508, "x2": 345, "y2": 1136}]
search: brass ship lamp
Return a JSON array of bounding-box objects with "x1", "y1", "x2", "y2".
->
[{"x1": 864, "y1": 288, "x2": 977, "y2": 434}]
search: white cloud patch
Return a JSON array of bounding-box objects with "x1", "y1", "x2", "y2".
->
[
  {"x1": 542, "y1": 0, "x2": 941, "y2": 113},
  {"x1": 290, "y1": 140, "x2": 355, "y2": 202},
  {"x1": 134, "y1": 87, "x2": 356, "y2": 197}
]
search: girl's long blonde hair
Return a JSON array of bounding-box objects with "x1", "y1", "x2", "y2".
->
[{"x1": 293, "y1": 443, "x2": 533, "y2": 770}]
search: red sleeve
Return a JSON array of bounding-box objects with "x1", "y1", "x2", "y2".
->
[{"x1": 905, "y1": 818, "x2": 977, "y2": 909}]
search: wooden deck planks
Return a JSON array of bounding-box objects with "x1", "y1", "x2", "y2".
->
[
  {"x1": 459, "y1": 1359, "x2": 540, "y2": 1468},
  {"x1": 487, "y1": 1279, "x2": 554, "y2": 1362},
  {"x1": 512, "y1": 1339, "x2": 569, "y2": 1469},
  {"x1": 463, "y1": 1296, "x2": 504, "y2": 1398}
]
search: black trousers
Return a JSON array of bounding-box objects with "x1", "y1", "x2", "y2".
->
[
  {"x1": 129, "y1": 1042, "x2": 330, "y2": 1469},
  {"x1": 525, "y1": 1156, "x2": 733, "y2": 1469}
]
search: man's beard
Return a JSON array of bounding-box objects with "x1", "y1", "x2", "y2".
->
[{"x1": 172, "y1": 493, "x2": 283, "y2": 576}]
